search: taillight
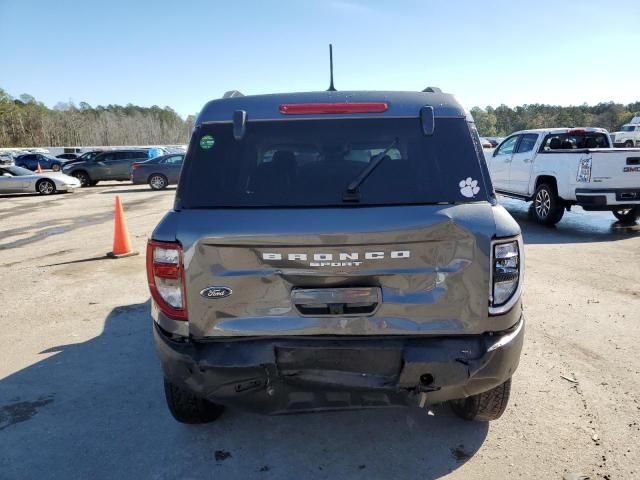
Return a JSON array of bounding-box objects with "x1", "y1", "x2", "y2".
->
[
  {"x1": 489, "y1": 236, "x2": 524, "y2": 315},
  {"x1": 279, "y1": 102, "x2": 388, "y2": 115},
  {"x1": 146, "y1": 240, "x2": 187, "y2": 320},
  {"x1": 132, "y1": 163, "x2": 141, "y2": 170}
]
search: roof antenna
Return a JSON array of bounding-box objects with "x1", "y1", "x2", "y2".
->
[{"x1": 327, "y1": 44, "x2": 336, "y2": 91}]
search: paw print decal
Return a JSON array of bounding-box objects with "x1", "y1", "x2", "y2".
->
[{"x1": 459, "y1": 177, "x2": 480, "y2": 198}]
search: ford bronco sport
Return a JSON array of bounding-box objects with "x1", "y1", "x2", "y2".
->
[{"x1": 148, "y1": 88, "x2": 525, "y2": 423}]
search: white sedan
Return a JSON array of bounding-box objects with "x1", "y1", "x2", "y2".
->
[{"x1": 0, "y1": 165, "x2": 81, "y2": 195}]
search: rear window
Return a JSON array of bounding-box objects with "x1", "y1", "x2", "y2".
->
[
  {"x1": 540, "y1": 132, "x2": 609, "y2": 150},
  {"x1": 178, "y1": 118, "x2": 489, "y2": 208}
]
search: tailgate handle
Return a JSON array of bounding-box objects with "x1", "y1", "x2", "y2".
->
[
  {"x1": 627, "y1": 157, "x2": 640, "y2": 165},
  {"x1": 291, "y1": 287, "x2": 381, "y2": 316}
]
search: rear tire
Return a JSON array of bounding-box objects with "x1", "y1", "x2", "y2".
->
[
  {"x1": 533, "y1": 183, "x2": 564, "y2": 225},
  {"x1": 52, "y1": 164, "x2": 61, "y2": 172},
  {"x1": 72, "y1": 170, "x2": 91, "y2": 187},
  {"x1": 612, "y1": 206, "x2": 639, "y2": 224},
  {"x1": 450, "y1": 378, "x2": 512, "y2": 422},
  {"x1": 624, "y1": 140, "x2": 634, "y2": 148},
  {"x1": 149, "y1": 174, "x2": 168, "y2": 190},
  {"x1": 163, "y1": 379, "x2": 225, "y2": 424}
]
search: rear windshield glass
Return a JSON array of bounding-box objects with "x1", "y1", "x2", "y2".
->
[
  {"x1": 540, "y1": 132, "x2": 609, "y2": 150},
  {"x1": 178, "y1": 118, "x2": 489, "y2": 208}
]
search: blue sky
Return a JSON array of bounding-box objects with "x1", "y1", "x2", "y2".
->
[{"x1": 1, "y1": 0, "x2": 639, "y2": 117}]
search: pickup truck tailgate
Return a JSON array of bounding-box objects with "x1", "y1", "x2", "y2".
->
[{"x1": 590, "y1": 150, "x2": 640, "y2": 189}]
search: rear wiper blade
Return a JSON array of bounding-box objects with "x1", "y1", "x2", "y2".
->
[{"x1": 343, "y1": 137, "x2": 398, "y2": 202}]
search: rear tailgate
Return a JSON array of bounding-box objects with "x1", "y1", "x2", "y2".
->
[
  {"x1": 177, "y1": 203, "x2": 500, "y2": 339},
  {"x1": 589, "y1": 149, "x2": 640, "y2": 189}
]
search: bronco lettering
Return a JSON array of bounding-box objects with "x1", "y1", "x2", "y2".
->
[{"x1": 262, "y1": 250, "x2": 410, "y2": 266}]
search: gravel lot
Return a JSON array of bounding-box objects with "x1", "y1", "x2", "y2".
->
[{"x1": 0, "y1": 184, "x2": 638, "y2": 479}]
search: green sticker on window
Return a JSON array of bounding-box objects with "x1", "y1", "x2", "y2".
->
[{"x1": 200, "y1": 135, "x2": 215, "y2": 149}]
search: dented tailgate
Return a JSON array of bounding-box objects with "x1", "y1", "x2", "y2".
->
[{"x1": 173, "y1": 203, "x2": 505, "y2": 339}]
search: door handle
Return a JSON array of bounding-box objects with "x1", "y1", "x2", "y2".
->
[
  {"x1": 504, "y1": 159, "x2": 512, "y2": 163},
  {"x1": 523, "y1": 158, "x2": 532, "y2": 163}
]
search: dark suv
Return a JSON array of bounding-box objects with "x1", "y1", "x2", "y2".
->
[
  {"x1": 62, "y1": 149, "x2": 149, "y2": 186},
  {"x1": 148, "y1": 89, "x2": 525, "y2": 424}
]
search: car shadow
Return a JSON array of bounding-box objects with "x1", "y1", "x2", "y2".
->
[
  {"x1": 99, "y1": 186, "x2": 176, "y2": 194},
  {"x1": 0, "y1": 301, "x2": 488, "y2": 479},
  {"x1": 499, "y1": 197, "x2": 640, "y2": 244},
  {"x1": 0, "y1": 191, "x2": 73, "y2": 199}
]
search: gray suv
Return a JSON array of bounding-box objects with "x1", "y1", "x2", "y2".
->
[
  {"x1": 62, "y1": 149, "x2": 149, "y2": 186},
  {"x1": 148, "y1": 88, "x2": 525, "y2": 424}
]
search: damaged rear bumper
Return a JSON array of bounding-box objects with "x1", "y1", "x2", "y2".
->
[{"x1": 154, "y1": 315, "x2": 524, "y2": 414}]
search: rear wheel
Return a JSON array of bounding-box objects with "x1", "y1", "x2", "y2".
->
[
  {"x1": 450, "y1": 378, "x2": 512, "y2": 422},
  {"x1": 149, "y1": 174, "x2": 168, "y2": 190},
  {"x1": 533, "y1": 183, "x2": 564, "y2": 225},
  {"x1": 624, "y1": 140, "x2": 634, "y2": 148},
  {"x1": 163, "y1": 379, "x2": 225, "y2": 424},
  {"x1": 612, "y1": 206, "x2": 639, "y2": 224},
  {"x1": 51, "y1": 164, "x2": 61, "y2": 172},
  {"x1": 72, "y1": 170, "x2": 91, "y2": 187},
  {"x1": 36, "y1": 179, "x2": 56, "y2": 195}
]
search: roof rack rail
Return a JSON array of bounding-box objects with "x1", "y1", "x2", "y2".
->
[
  {"x1": 222, "y1": 90, "x2": 244, "y2": 99},
  {"x1": 422, "y1": 87, "x2": 442, "y2": 93}
]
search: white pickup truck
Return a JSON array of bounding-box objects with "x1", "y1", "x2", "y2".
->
[
  {"x1": 486, "y1": 127, "x2": 640, "y2": 225},
  {"x1": 611, "y1": 116, "x2": 640, "y2": 148}
]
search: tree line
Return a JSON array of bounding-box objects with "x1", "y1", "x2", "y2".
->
[
  {"x1": 0, "y1": 88, "x2": 195, "y2": 147},
  {"x1": 1, "y1": 87, "x2": 639, "y2": 147},
  {"x1": 471, "y1": 102, "x2": 640, "y2": 137}
]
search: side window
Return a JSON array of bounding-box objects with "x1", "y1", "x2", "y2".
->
[
  {"x1": 114, "y1": 152, "x2": 132, "y2": 160},
  {"x1": 495, "y1": 136, "x2": 519, "y2": 156},
  {"x1": 99, "y1": 153, "x2": 115, "y2": 162},
  {"x1": 133, "y1": 152, "x2": 149, "y2": 159},
  {"x1": 162, "y1": 155, "x2": 183, "y2": 165},
  {"x1": 515, "y1": 134, "x2": 538, "y2": 153}
]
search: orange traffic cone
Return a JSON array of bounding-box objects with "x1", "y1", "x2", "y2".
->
[
  {"x1": 107, "y1": 195, "x2": 139, "y2": 258},
  {"x1": 36, "y1": 162, "x2": 43, "y2": 173}
]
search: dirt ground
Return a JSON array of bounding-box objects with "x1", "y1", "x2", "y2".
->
[{"x1": 0, "y1": 183, "x2": 638, "y2": 480}]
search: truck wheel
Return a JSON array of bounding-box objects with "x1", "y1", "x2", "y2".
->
[
  {"x1": 612, "y1": 206, "x2": 639, "y2": 224},
  {"x1": 450, "y1": 378, "x2": 511, "y2": 422},
  {"x1": 533, "y1": 183, "x2": 564, "y2": 225},
  {"x1": 624, "y1": 140, "x2": 634, "y2": 148},
  {"x1": 163, "y1": 379, "x2": 225, "y2": 424}
]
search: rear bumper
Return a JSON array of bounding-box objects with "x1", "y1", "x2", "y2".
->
[
  {"x1": 575, "y1": 188, "x2": 640, "y2": 208},
  {"x1": 154, "y1": 314, "x2": 525, "y2": 414}
]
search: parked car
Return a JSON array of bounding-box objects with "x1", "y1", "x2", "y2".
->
[
  {"x1": 0, "y1": 165, "x2": 80, "y2": 195},
  {"x1": 610, "y1": 116, "x2": 640, "y2": 148},
  {"x1": 485, "y1": 137, "x2": 503, "y2": 148},
  {"x1": 0, "y1": 153, "x2": 15, "y2": 165},
  {"x1": 131, "y1": 153, "x2": 184, "y2": 189},
  {"x1": 56, "y1": 153, "x2": 79, "y2": 160},
  {"x1": 479, "y1": 137, "x2": 493, "y2": 148},
  {"x1": 62, "y1": 150, "x2": 103, "y2": 167},
  {"x1": 62, "y1": 149, "x2": 149, "y2": 186},
  {"x1": 14, "y1": 153, "x2": 67, "y2": 172},
  {"x1": 486, "y1": 127, "x2": 640, "y2": 224},
  {"x1": 148, "y1": 88, "x2": 525, "y2": 424}
]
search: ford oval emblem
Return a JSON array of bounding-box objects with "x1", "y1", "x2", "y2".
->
[{"x1": 200, "y1": 286, "x2": 232, "y2": 299}]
